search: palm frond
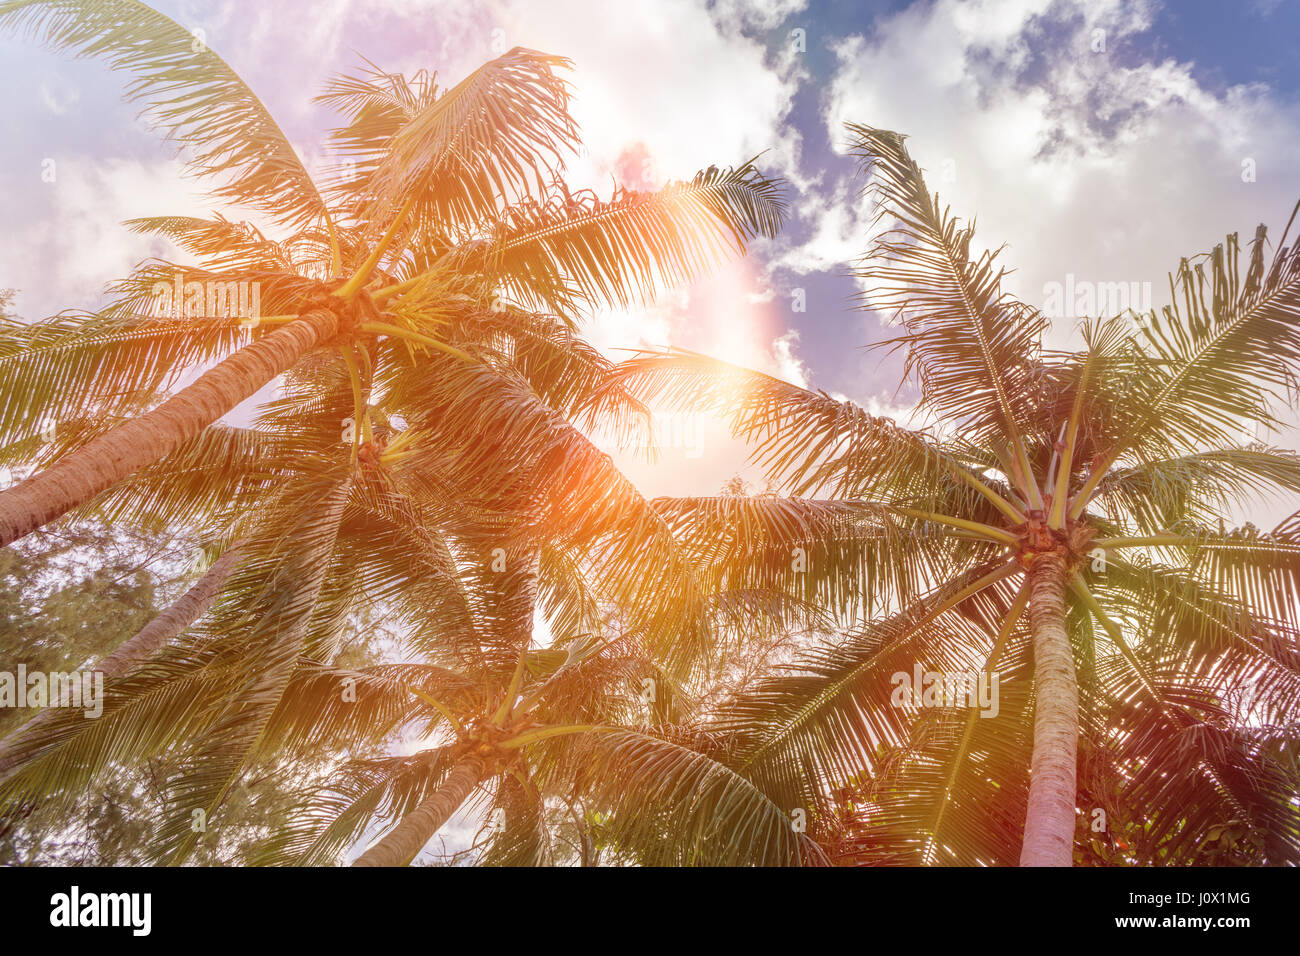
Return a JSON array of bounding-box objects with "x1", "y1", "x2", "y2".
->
[
  {"x1": 0, "y1": 0, "x2": 332, "y2": 229},
  {"x1": 482, "y1": 160, "x2": 786, "y2": 314},
  {"x1": 540, "y1": 727, "x2": 826, "y2": 866},
  {"x1": 352, "y1": 48, "x2": 577, "y2": 240},
  {"x1": 847, "y1": 124, "x2": 1044, "y2": 451}
]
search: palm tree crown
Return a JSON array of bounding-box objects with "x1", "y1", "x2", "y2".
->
[{"x1": 613, "y1": 124, "x2": 1300, "y2": 866}]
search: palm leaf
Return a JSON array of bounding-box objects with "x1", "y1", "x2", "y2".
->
[{"x1": 0, "y1": 0, "x2": 332, "y2": 229}]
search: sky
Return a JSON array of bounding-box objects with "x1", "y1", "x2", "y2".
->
[
  {"x1": 3, "y1": 0, "x2": 1300, "y2": 520},
  {"x1": 2, "y1": 0, "x2": 1299, "y2": 865}
]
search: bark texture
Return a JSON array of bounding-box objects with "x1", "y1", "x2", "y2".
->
[
  {"x1": 0, "y1": 543, "x2": 244, "y2": 779},
  {"x1": 352, "y1": 755, "x2": 488, "y2": 867},
  {"x1": 1019, "y1": 552, "x2": 1079, "y2": 867},
  {"x1": 0, "y1": 310, "x2": 338, "y2": 547}
]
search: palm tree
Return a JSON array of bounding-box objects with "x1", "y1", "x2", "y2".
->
[
  {"x1": 2, "y1": 316, "x2": 846, "y2": 865},
  {"x1": 299, "y1": 527, "x2": 820, "y2": 868},
  {"x1": 612, "y1": 125, "x2": 1300, "y2": 866},
  {"x1": 0, "y1": 424, "x2": 824, "y2": 866},
  {"x1": 0, "y1": 2, "x2": 796, "y2": 863},
  {"x1": 0, "y1": 0, "x2": 782, "y2": 548},
  {"x1": 0, "y1": 297, "x2": 784, "y2": 861}
]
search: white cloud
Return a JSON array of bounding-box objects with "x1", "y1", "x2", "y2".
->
[
  {"x1": 0, "y1": 157, "x2": 208, "y2": 319},
  {"x1": 823, "y1": 0, "x2": 1300, "y2": 522},
  {"x1": 710, "y1": 0, "x2": 809, "y2": 33},
  {"x1": 771, "y1": 328, "x2": 809, "y2": 387},
  {"x1": 257, "y1": 0, "x2": 805, "y2": 194},
  {"x1": 773, "y1": 178, "x2": 869, "y2": 275},
  {"x1": 38, "y1": 79, "x2": 78, "y2": 116},
  {"x1": 825, "y1": 0, "x2": 1300, "y2": 353}
]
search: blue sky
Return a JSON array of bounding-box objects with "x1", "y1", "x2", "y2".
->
[{"x1": 2, "y1": 0, "x2": 1299, "y2": 510}]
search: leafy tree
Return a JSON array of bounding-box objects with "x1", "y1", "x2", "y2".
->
[
  {"x1": 0, "y1": 524, "x2": 179, "y2": 743},
  {"x1": 0, "y1": 523, "x2": 386, "y2": 865}
]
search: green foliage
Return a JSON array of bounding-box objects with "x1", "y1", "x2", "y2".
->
[
  {"x1": 614, "y1": 125, "x2": 1300, "y2": 866},
  {"x1": 0, "y1": 524, "x2": 385, "y2": 865}
]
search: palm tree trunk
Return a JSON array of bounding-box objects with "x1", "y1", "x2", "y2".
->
[
  {"x1": 352, "y1": 754, "x2": 488, "y2": 866},
  {"x1": 0, "y1": 542, "x2": 243, "y2": 779},
  {"x1": 0, "y1": 309, "x2": 338, "y2": 547},
  {"x1": 1019, "y1": 552, "x2": 1079, "y2": 866}
]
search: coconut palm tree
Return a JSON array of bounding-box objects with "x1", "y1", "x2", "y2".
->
[
  {"x1": 1, "y1": 311, "x2": 845, "y2": 868},
  {"x1": 0, "y1": 294, "x2": 784, "y2": 861},
  {"x1": 0, "y1": 411, "x2": 827, "y2": 865},
  {"x1": 294, "y1": 524, "x2": 823, "y2": 868},
  {"x1": 0, "y1": 0, "x2": 783, "y2": 548},
  {"x1": 611, "y1": 125, "x2": 1300, "y2": 866},
  {"x1": 0, "y1": 1, "x2": 800, "y2": 864},
  {"x1": 0, "y1": 1, "x2": 793, "y2": 862}
]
